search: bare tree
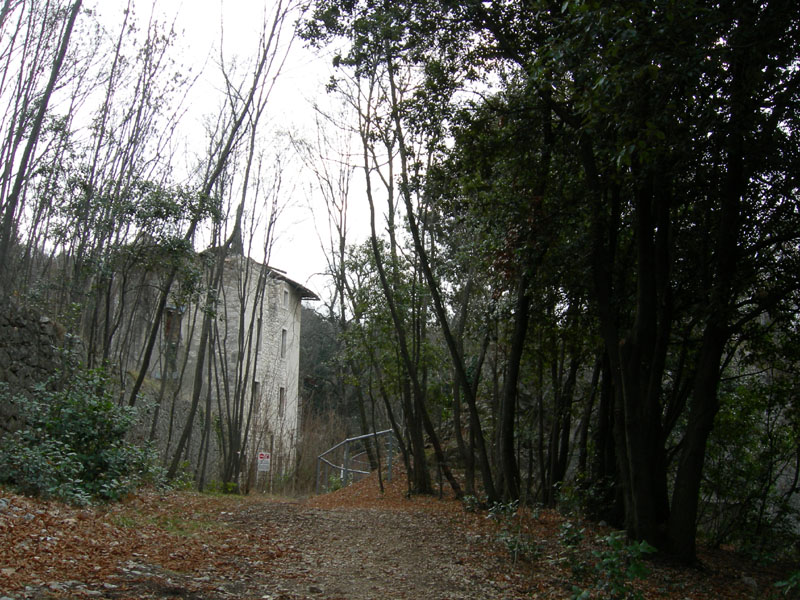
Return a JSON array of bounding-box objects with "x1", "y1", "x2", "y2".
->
[
  {"x1": 0, "y1": 0, "x2": 83, "y2": 287},
  {"x1": 165, "y1": 0, "x2": 302, "y2": 482},
  {"x1": 292, "y1": 103, "x2": 384, "y2": 468}
]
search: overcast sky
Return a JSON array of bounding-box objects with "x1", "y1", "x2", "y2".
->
[{"x1": 89, "y1": 0, "x2": 352, "y2": 302}]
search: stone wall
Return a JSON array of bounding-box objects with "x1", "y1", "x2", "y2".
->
[{"x1": 0, "y1": 299, "x2": 68, "y2": 435}]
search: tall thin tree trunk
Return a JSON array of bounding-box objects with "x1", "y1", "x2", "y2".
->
[
  {"x1": 498, "y1": 275, "x2": 531, "y2": 501},
  {"x1": 0, "y1": 0, "x2": 82, "y2": 285}
]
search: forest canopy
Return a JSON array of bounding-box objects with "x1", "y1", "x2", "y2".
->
[{"x1": 297, "y1": 0, "x2": 800, "y2": 563}]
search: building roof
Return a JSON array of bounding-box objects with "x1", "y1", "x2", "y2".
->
[
  {"x1": 201, "y1": 245, "x2": 320, "y2": 301},
  {"x1": 268, "y1": 267, "x2": 320, "y2": 301}
]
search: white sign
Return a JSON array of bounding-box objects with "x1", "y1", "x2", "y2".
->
[{"x1": 257, "y1": 451, "x2": 271, "y2": 472}]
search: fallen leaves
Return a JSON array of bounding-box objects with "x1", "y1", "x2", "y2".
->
[
  {"x1": 304, "y1": 471, "x2": 795, "y2": 599},
  {"x1": 0, "y1": 488, "x2": 280, "y2": 598},
  {"x1": 0, "y1": 474, "x2": 795, "y2": 599}
]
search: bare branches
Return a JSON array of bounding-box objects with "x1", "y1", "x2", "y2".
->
[{"x1": 0, "y1": 0, "x2": 82, "y2": 286}]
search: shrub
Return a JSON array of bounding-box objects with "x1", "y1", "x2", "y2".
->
[
  {"x1": 559, "y1": 521, "x2": 590, "y2": 580},
  {"x1": 487, "y1": 499, "x2": 520, "y2": 521},
  {"x1": 497, "y1": 529, "x2": 540, "y2": 564},
  {"x1": 327, "y1": 473, "x2": 343, "y2": 492},
  {"x1": 700, "y1": 378, "x2": 800, "y2": 562},
  {"x1": 0, "y1": 370, "x2": 163, "y2": 505},
  {"x1": 205, "y1": 480, "x2": 239, "y2": 494},
  {"x1": 774, "y1": 570, "x2": 800, "y2": 597},
  {"x1": 571, "y1": 531, "x2": 656, "y2": 600},
  {"x1": 698, "y1": 327, "x2": 800, "y2": 562},
  {"x1": 461, "y1": 494, "x2": 483, "y2": 513},
  {"x1": 486, "y1": 499, "x2": 541, "y2": 564},
  {"x1": 559, "y1": 520, "x2": 586, "y2": 547}
]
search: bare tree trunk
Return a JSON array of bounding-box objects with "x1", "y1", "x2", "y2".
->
[
  {"x1": 0, "y1": 0, "x2": 82, "y2": 285},
  {"x1": 577, "y1": 354, "x2": 602, "y2": 476},
  {"x1": 167, "y1": 270, "x2": 220, "y2": 478},
  {"x1": 127, "y1": 0, "x2": 295, "y2": 408}
]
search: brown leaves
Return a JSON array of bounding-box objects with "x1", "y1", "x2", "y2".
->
[
  {"x1": 0, "y1": 477, "x2": 792, "y2": 600},
  {"x1": 305, "y1": 472, "x2": 792, "y2": 599},
  {"x1": 0, "y1": 488, "x2": 278, "y2": 597}
]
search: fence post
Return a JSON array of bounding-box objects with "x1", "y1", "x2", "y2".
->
[
  {"x1": 387, "y1": 434, "x2": 393, "y2": 482},
  {"x1": 315, "y1": 455, "x2": 321, "y2": 495},
  {"x1": 343, "y1": 443, "x2": 350, "y2": 486}
]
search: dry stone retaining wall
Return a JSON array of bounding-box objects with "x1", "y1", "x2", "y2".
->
[{"x1": 0, "y1": 299, "x2": 69, "y2": 435}]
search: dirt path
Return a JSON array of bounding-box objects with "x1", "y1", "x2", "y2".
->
[
  {"x1": 236, "y1": 501, "x2": 513, "y2": 600},
  {"x1": 1, "y1": 483, "x2": 522, "y2": 600},
  {"x1": 3, "y1": 475, "x2": 784, "y2": 599}
]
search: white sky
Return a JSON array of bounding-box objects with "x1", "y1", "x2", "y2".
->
[{"x1": 88, "y1": 0, "x2": 360, "y2": 303}]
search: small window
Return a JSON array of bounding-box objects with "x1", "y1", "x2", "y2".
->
[
  {"x1": 283, "y1": 288, "x2": 289, "y2": 308},
  {"x1": 278, "y1": 387, "x2": 286, "y2": 418},
  {"x1": 252, "y1": 380, "x2": 260, "y2": 401},
  {"x1": 280, "y1": 328, "x2": 287, "y2": 358}
]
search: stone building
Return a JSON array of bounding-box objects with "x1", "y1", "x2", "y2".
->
[
  {"x1": 0, "y1": 241, "x2": 318, "y2": 490},
  {"x1": 148, "y1": 250, "x2": 318, "y2": 489}
]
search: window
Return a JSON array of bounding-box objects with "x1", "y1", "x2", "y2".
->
[
  {"x1": 278, "y1": 387, "x2": 286, "y2": 418},
  {"x1": 280, "y1": 328, "x2": 287, "y2": 359},
  {"x1": 252, "y1": 380, "x2": 261, "y2": 402},
  {"x1": 283, "y1": 288, "x2": 289, "y2": 308}
]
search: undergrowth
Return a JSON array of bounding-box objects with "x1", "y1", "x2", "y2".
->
[{"x1": 0, "y1": 368, "x2": 164, "y2": 506}]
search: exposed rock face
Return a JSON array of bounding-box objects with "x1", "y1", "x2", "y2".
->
[{"x1": 0, "y1": 299, "x2": 69, "y2": 435}]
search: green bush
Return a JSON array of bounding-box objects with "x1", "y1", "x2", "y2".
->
[
  {"x1": 205, "y1": 480, "x2": 238, "y2": 494},
  {"x1": 774, "y1": 570, "x2": 800, "y2": 597},
  {"x1": 0, "y1": 370, "x2": 163, "y2": 505},
  {"x1": 571, "y1": 531, "x2": 656, "y2": 600},
  {"x1": 559, "y1": 520, "x2": 586, "y2": 547},
  {"x1": 485, "y1": 499, "x2": 542, "y2": 564},
  {"x1": 327, "y1": 473, "x2": 343, "y2": 492},
  {"x1": 698, "y1": 325, "x2": 800, "y2": 562},
  {"x1": 487, "y1": 499, "x2": 520, "y2": 521},
  {"x1": 497, "y1": 529, "x2": 540, "y2": 564},
  {"x1": 700, "y1": 376, "x2": 800, "y2": 561},
  {"x1": 559, "y1": 521, "x2": 591, "y2": 580},
  {"x1": 461, "y1": 494, "x2": 483, "y2": 513}
]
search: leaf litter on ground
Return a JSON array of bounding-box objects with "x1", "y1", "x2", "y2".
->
[{"x1": 0, "y1": 471, "x2": 795, "y2": 599}]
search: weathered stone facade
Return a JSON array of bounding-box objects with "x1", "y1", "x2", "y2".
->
[{"x1": 143, "y1": 253, "x2": 317, "y2": 487}]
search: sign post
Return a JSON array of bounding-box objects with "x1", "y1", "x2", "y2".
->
[{"x1": 258, "y1": 451, "x2": 271, "y2": 473}]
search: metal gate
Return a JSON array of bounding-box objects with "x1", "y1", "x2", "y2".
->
[{"x1": 315, "y1": 429, "x2": 396, "y2": 494}]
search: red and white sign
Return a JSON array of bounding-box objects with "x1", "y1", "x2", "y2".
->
[{"x1": 257, "y1": 452, "x2": 271, "y2": 472}]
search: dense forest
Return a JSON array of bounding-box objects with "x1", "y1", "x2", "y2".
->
[
  {"x1": 295, "y1": 0, "x2": 800, "y2": 565},
  {"x1": 0, "y1": 0, "x2": 798, "y2": 569}
]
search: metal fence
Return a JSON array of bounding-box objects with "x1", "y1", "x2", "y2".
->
[{"x1": 315, "y1": 429, "x2": 396, "y2": 494}]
